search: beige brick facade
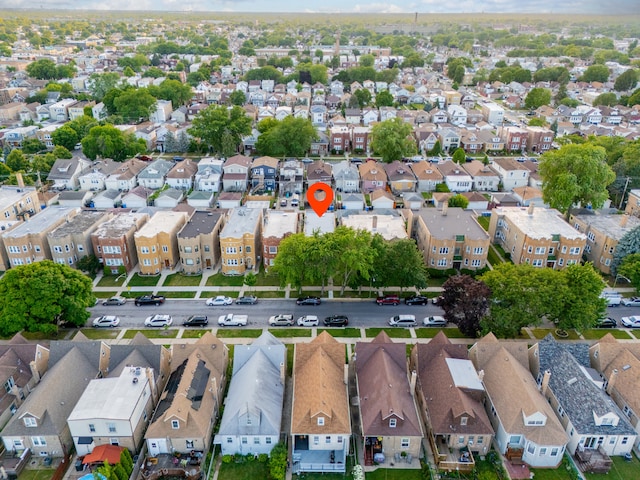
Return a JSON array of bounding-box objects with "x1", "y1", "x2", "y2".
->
[
  {"x1": 134, "y1": 211, "x2": 189, "y2": 275},
  {"x1": 177, "y1": 211, "x2": 224, "y2": 274},
  {"x1": 220, "y1": 208, "x2": 262, "y2": 275}
]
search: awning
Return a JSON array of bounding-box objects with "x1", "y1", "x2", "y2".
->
[
  {"x1": 77, "y1": 437, "x2": 94, "y2": 445},
  {"x1": 82, "y1": 444, "x2": 125, "y2": 465}
]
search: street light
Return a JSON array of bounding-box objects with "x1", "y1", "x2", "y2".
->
[{"x1": 613, "y1": 274, "x2": 631, "y2": 289}]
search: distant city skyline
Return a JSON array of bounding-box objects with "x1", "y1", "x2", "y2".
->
[{"x1": 6, "y1": 0, "x2": 639, "y2": 15}]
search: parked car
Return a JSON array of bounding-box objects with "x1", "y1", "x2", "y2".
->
[
  {"x1": 144, "y1": 314, "x2": 173, "y2": 327},
  {"x1": 183, "y1": 315, "x2": 208, "y2": 327},
  {"x1": 595, "y1": 317, "x2": 617, "y2": 328},
  {"x1": 236, "y1": 295, "x2": 258, "y2": 305},
  {"x1": 92, "y1": 315, "x2": 120, "y2": 328},
  {"x1": 388, "y1": 314, "x2": 417, "y2": 327},
  {"x1": 269, "y1": 314, "x2": 294, "y2": 326},
  {"x1": 102, "y1": 296, "x2": 126, "y2": 306},
  {"x1": 600, "y1": 291, "x2": 622, "y2": 307},
  {"x1": 135, "y1": 295, "x2": 165, "y2": 306},
  {"x1": 296, "y1": 296, "x2": 321, "y2": 306},
  {"x1": 423, "y1": 316, "x2": 447, "y2": 327},
  {"x1": 297, "y1": 315, "x2": 319, "y2": 327},
  {"x1": 432, "y1": 296, "x2": 444, "y2": 306},
  {"x1": 621, "y1": 316, "x2": 640, "y2": 328},
  {"x1": 622, "y1": 297, "x2": 640, "y2": 307},
  {"x1": 205, "y1": 295, "x2": 233, "y2": 306},
  {"x1": 404, "y1": 295, "x2": 429, "y2": 306},
  {"x1": 376, "y1": 295, "x2": 400, "y2": 306},
  {"x1": 323, "y1": 315, "x2": 349, "y2": 327}
]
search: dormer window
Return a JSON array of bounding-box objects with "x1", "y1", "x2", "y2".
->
[
  {"x1": 171, "y1": 420, "x2": 180, "y2": 429},
  {"x1": 317, "y1": 417, "x2": 325, "y2": 426},
  {"x1": 461, "y1": 416, "x2": 468, "y2": 426},
  {"x1": 389, "y1": 418, "x2": 397, "y2": 428},
  {"x1": 23, "y1": 417, "x2": 37, "y2": 427}
]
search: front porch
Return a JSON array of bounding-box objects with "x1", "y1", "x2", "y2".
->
[
  {"x1": 291, "y1": 449, "x2": 346, "y2": 474},
  {"x1": 575, "y1": 446, "x2": 612, "y2": 474}
]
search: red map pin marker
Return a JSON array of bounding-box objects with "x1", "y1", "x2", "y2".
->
[{"x1": 307, "y1": 182, "x2": 334, "y2": 217}]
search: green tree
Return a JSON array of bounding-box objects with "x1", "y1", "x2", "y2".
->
[
  {"x1": 51, "y1": 125, "x2": 79, "y2": 151},
  {"x1": 52, "y1": 145, "x2": 72, "y2": 160},
  {"x1": 557, "y1": 263, "x2": 607, "y2": 332},
  {"x1": 152, "y1": 79, "x2": 194, "y2": 108},
  {"x1": 525, "y1": 87, "x2": 552, "y2": 109},
  {"x1": 439, "y1": 274, "x2": 491, "y2": 337},
  {"x1": 480, "y1": 263, "x2": 566, "y2": 338},
  {"x1": 20, "y1": 138, "x2": 46, "y2": 154},
  {"x1": 375, "y1": 90, "x2": 394, "y2": 107},
  {"x1": 428, "y1": 140, "x2": 442, "y2": 156},
  {"x1": 5, "y1": 150, "x2": 28, "y2": 172},
  {"x1": 452, "y1": 147, "x2": 466, "y2": 164},
  {"x1": 332, "y1": 226, "x2": 376, "y2": 295},
  {"x1": 188, "y1": 105, "x2": 252, "y2": 155},
  {"x1": 76, "y1": 254, "x2": 101, "y2": 276},
  {"x1": 88, "y1": 72, "x2": 122, "y2": 101},
  {"x1": 0, "y1": 261, "x2": 94, "y2": 336},
  {"x1": 370, "y1": 118, "x2": 417, "y2": 163},
  {"x1": 618, "y1": 253, "x2": 640, "y2": 293},
  {"x1": 580, "y1": 64, "x2": 610, "y2": 83},
  {"x1": 120, "y1": 449, "x2": 134, "y2": 476},
  {"x1": 122, "y1": 66, "x2": 136, "y2": 77},
  {"x1": 592, "y1": 92, "x2": 618, "y2": 107},
  {"x1": 528, "y1": 117, "x2": 546, "y2": 127},
  {"x1": 380, "y1": 239, "x2": 428, "y2": 292},
  {"x1": 612, "y1": 225, "x2": 640, "y2": 274},
  {"x1": 539, "y1": 143, "x2": 615, "y2": 218},
  {"x1": 359, "y1": 54, "x2": 375, "y2": 67},
  {"x1": 82, "y1": 124, "x2": 146, "y2": 161},
  {"x1": 243, "y1": 271, "x2": 257, "y2": 292},
  {"x1": 229, "y1": 90, "x2": 246, "y2": 106},
  {"x1": 353, "y1": 88, "x2": 372, "y2": 107},
  {"x1": 25, "y1": 58, "x2": 58, "y2": 79},
  {"x1": 255, "y1": 117, "x2": 317, "y2": 158},
  {"x1": 273, "y1": 233, "x2": 310, "y2": 293},
  {"x1": 269, "y1": 443, "x2": 288, "y2": 480},
  {"x1": 448, "y1": 194, "x2": 469, "y2": 209},
  {"x1": 614, "y1": 69, "x2": 638, "y2": 92},
  {"x1": 113, "y1": 88, "x2": 157, "y2": 122}
]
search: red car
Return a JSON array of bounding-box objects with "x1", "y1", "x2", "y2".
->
[{"x1": 376, "y1": 295, "x2": 400, "y2": 306}]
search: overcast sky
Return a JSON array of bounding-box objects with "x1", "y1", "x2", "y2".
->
[{"x1": 8, "y1": 0, "x2": 640, "y2": 14}]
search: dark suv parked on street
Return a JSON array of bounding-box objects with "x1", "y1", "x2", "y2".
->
[{"x1": 183, "y1": 315, "x2": 209, "y2": 327}]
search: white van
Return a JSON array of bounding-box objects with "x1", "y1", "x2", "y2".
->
[
  {"x1": 290, "y1": 194, "x2": 300, "y2": 207},
  {"x1": 388, "y1": 314, "x2": 417, "y2": 327},
  {"x1": 600, "y1": 291, "x2": 622, "y2": 307}
]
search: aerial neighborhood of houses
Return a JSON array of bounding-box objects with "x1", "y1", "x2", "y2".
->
[{"x1": 0, "y1": 10, "x2": 640, "y2": 480}]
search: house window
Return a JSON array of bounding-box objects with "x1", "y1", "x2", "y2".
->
[
  {"x1": 528, "y1": 246, "x2": 533, "y2": 253},
  {"x1": 401, "y1": 438, "x2": 410, "y2": 448},
  {"x1": 539, "y1": 448, "x2": 547, "y2": 456},
  {"x1": 269, "y1": 246, "x2": 277, "y2": 254},
  {"x1": 472, "y1": 259, "x2": 481, "y2": 267},
  {"x1": 338, "y1": 437, "x2": 343, "y2": 443},
  {"x1": 254, "y1": 438, "x2": 260, "y2": 445},
  {"x1": 551, "y1": 448, "x2": 559, "y2": 456},
  {"x1": 622, "y1": 437, "x2": 629, "y2": 445},
  {"x1": 389, "y1": 418, "x2": 397, "y2": 428},
  {"x1": 204, "y1": 245, "x2": 210, "y2": 252},
  {"x1": 623, "y1": 405, "x2": 632, "y2": 418},
  {"x1": 246, "y1": 246, "x2": 251, "y2": 253},
  {"x1": 107, "y1": 422, "x2": 116, "y2": 433},
  {"x1": 477, "y1": 437, "x2": 483, "y2": 444},
  {"x1": 535, "y1": 247, "x2": 546, "y2": 255},
  {"x1": 326, "y1": 436, "x2": 331, "y2": 444},
  {"x1": 473, "y1": 247, "x2": 483, "y2": 254},
  {"x1": 461, "y1": 416, "x2": 468, "y2": 426},
  {"x1": 141, "y1": 246, "x2": 149, "y2": 254},
  {"x1": 4, "y1": 377, "x2": 15, "y2": 393},
  {"x1": 527, "y1": 443, "x2": 535, "y2": 454},
  {"x1": 313, "y1": 436, "x2": 319, "y2": 445},
  {"x1": 89, "y1": 424, "x2": 95, "y2": 432},
  {"x1": 31, "y1": 437, "x2": 46, "y2": 446},
  {"x1": 186, "y1": 440, "x2": 194, "y2": 449},
  {"x1": 242, "y1": 437, "x2": 248, "y2": 444},
  {"x1": 569, "y1": 247, "x2": 581, "y2": 255},
  {"x1": 162, "y1": 246, "x2": 168, "y2": 253},
  {"x1": 439, "y1": 247, "x2": 449, "y2": 254},
  {"x1": 509, "y1": 435, "x2": 521, "y2": 445},
  {"x1": 226, "y1": 438, "x2": 233, "y2": 444},
  {"x1": 437, "y1": 259, "x2": 448, "y2": 267},
  {"x1": 266, "y1": 437, "x2": 272, "y2": 444},
  {"x1": 23, "y1": 417, "x2": 37, "y2": 427},
  {"x1": 317, "y1": 417, "x2": 324, "y2": 426},
  {"x1": 557, "y1": 406, "x2": 565, "y2": 418},
  {"x1": 459, "y1": 436, "x2": 465, "y2": 444},
  {"x1": 171, "y1": 420, "x2": 179, "y2": 429}
]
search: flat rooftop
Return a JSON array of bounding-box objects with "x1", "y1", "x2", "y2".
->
[
  {"x1": 417, "y1": 207, "x2": 489, "y2": 240},
  {"x1": 93, "y1": 212, "x2": 149, "y2": 238},
  {"x1": 220, "y1": 207, "x2": 261, "y2": 238},
  {"x1": 495, "y1": 207, "x2": 586, "y2": 240},
  {"x1": 0, "y1": 186, "x2": 37, "y2": 210},
  {"x1": 263, "y1": 210, "x2": 298, "y2": 238},
  {"x1": 178, "y1": 211, "x2": 223, "y2": 238},
  {"x1": 572, "y1": 213, "x2": 640, "y2": 241},
  {"x1": 304, "y1": 211, "x2": 335, "y2": 236},
  {"x1": 49, "y1": 211, "x2": 107, "y2": 238},
  {"x1": 3, "y1": 207, "x2": 78, "y2": 237},
  {"x1": 340, "y1": 213, "x2": 407, "y2": 240},
  {"x1": 135, "y1": 211, "x2": 187, "y2": 237}
]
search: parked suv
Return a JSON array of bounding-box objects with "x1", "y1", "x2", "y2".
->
[
  {"x1": 183, "y1": 315, "x2": 208, "y2": 327},
  {"x1": 376, "y1": 295, "x2": 400, "y2": 306},
  {"x1": 404, "y1": 295, "x2": 429, "y2": 306},
  {"x1": 144, "y1": 314, "x2": 173, "y2": 327},
  {"x1": 388, "y1": 315, "x2": 417, "y2": 327}
]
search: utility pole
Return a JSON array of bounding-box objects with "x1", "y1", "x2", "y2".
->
[{"x1": 619, "y1": 176, "x2": 631, "y2": 210}]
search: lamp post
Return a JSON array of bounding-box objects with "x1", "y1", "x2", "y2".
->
[{"x1": 613, "y1": 274, "x2": 631, "y2": 289}]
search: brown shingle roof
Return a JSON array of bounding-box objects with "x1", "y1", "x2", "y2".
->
[{"x1": 291, "y1": 331, "x2": 350, "y2": 435}]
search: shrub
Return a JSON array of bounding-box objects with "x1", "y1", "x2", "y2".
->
[
  {"x1": 221, "y1": 454, "x2": 233, "y2": 464},
  {"x1": 245, "y1": 453, "x2": 255, "y2": 462},
  {"x1": 258, "y1": 453, "x2": 268, "y2": 463},
  {"x1": 269, "y1": 443, "x2": 288, "y2": 480},
  {"x1": 352, "y1": 465, "x2": 365, "y2": 480}
]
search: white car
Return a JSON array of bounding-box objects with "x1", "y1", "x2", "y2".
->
[
  {"x1": 269, "y1": 314, "x2": 294, "y2": 326},
  {"x1": 621, "y1": 316, "x2": 640, "y2": 328},
  {"x1": 388, "y1": 314, "x2": 417, "y2": 327},
  {"x1": 423, "y1": 315, "x2": 447, "y2": 327},
  {"x1": 622, "y1": 297, "x2": 640, "y2": 307},
  {"x1": 205, "y1": 296, "x2": 233, "y2": 306},
  {"x1": 144, "y1": 314, "x2": 173, "y2": 327},
  {"x1": 92, "y1": 315, "x2": 120, "y2": 327},
  {"x1": 297, "y1": 315, "x2": 319, "y2": 327}
]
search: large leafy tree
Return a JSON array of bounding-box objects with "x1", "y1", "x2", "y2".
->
[
  {"x1": 480, "y1": 263, "x2": 566, "y2": 338},
  {"x1": 618, "y1": 253, "x2": 640, "y2": 293},
  {"x1": 81, "y1": 124, "x2": 147, "y2": 161},
  {"x1": 614, "y1": 69, "x2": 638, "y2": 92},
  {"x1": 370, "y1": 117, "x2": 417, "y2": 162},
  {"x1": 255, "y1": 117, "x2": 317, "y2": 158},
  {"x1": 332, "y1": 226, "x2": 377, "y2": 295},
  {"x1": 273, "y1": 233, "x2": 311, "y2": 293},
  {"x1": 580, "y1": 64, "x2": 610, "y2": 83},
  {"x1": 5, "y1": 150, "x2": 29, "y2": 172},
  {"x1": 539, "y1": 143, "x2": 615, "y2": 218},
  {"x1": 524, "y1": 87, "x2": 552, "y2": 109},
  {"x1": 375, "y1": 90, "x2": 394, "y2": 107},
  {"x1": 439, "y1": 275, "x2": 491, "y2": 337},
  {"x1": 188, "y1": 105, "x2": 252, "y2": 155},
  {"x1": 113, "y1": 88, "x2": 157, "y2": 122},
  {"x1": 557, "y1": 263, "x2": 607, "y2": 332},
  {"x1": 88, "y1": 72, "x2": 122, "y2": 101},
  {"x1": 373, "y1": 239, "x2": 428, "y2": 292},
  {"x1": 0, "y1": 261, "x2": 94, "y2": 336},
  {"x1": 612, "y1": 225, "x2": 640, "y2": 274},
  {"x1": 25, "y1": 59, "x2": 58, "y2": 79},
  {"x1": 148, "y1": 79, "x2": 193, "y2": 108},
  {"x1": 51, "y1": 124, "x2": 80, "y2": 151}
]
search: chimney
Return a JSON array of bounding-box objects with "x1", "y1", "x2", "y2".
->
[
  {"x1": 372, "y1": 215, "x2": 378, "y2": 230},
  {"x1": 477, "y1": 369, "x2": 485, "y2": 382},
  {"x1": 527, "y1": 203, "x2": 535, "y2": 216},
  {"x1": 344, "y1": 364, "x2": 349, "y2": 385},
  {"x1": 146, "y1": 367, "x2": 158, "y2": 404},
  {"x1": 442, "y1": 202, "x2": 448, "y2": 216},
  {"x1": 410, "y1": 370, "x2": 417, "y2": 396},
  {"x1": 280, "y1": 362, "x2": 286, "y2": 386},
  {"x1": 10, "y1": 384, "x2": 22, "y2": 407},
  {"x1": 606, "y1": 369, "x2": 618, "y2": 395},
  {"x1": 29, "y1": 360, "x2": 40, "y2": 383},
  {"x1": 211, "y1": 376, "x2": 217, "y2": 397},
  {"x1": 16, "y1": 172, "x2": 24, "y2": 188},
  {"x1": 620, "y1": 215, "x2": 629, "y2": 228},
  {"x1": 541, "y1": 369, "x2": 551, "y2": 395}
]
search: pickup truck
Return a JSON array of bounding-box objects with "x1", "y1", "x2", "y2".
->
[
  {"x1": 217, "y1": 313, "x2": 248, "y2": 327},
  {"x1": 135, "y1": 294, "x2": 165, "y2": 306}
]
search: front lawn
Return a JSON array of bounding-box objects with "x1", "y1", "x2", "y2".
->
[
  {"x1": 487, "y1": 245, "x2": 505, "y2": 266},
  {"x1": 415, "y1": 327, "x2": 468, "y2": 339},
  {"x1": 366, "y1": 469, "x2": 422, "y2": 480},
  {"x1": 181, "y1": 329, "x2": 213, "y2": 338},
  {"x1": 530, "y1": 328, "x2": 581, "y2": 340},
  {"x1": 122, "y1": 329, "x2": 179, "y2": 339},
  {"x1": 268, "y1": 328, "x2": 312, "y2": 338},
  {"x1": 366, "y1": 327, "x2": 413, "y2": 338},
  {"x1": 581, "y1": 329, "x2": 635, "y2": 340},
  {"x1": 163, "y1": 273, "x2": 202, "y2": 286},
  {"x1": 215, "y1": 328, "x2": 263, "y2": 339},
  {"x1": 127, "y1": 273, "x2": 161, "y2": 287},
  {"x1": 156, "y1": 291, "x2": 196, "y2": 298},
  {"x1": 256, "y1": 290, "x2": 287, "y2": 298},
  {"x1": 318, "y1": 328, "x2": 362, "y2": 338},
  {"x1": 96, "y1": 275, "x2": 127, "y2": 287},
  {"x1": 79, "y1": 328, "x2": 120, "y2": 340},
  {"x1": 92, "y1": 290, "x2": 120, "y2": 299},
  {"x1": 530, "y1": 467, "x2": 575, "y2": 480},
  {"x1": 206, "y1": 273, "x2": 245, "y2": 287},
  {"x1": 17, "y1": 469, "x2": 57, "y2": 480}
]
